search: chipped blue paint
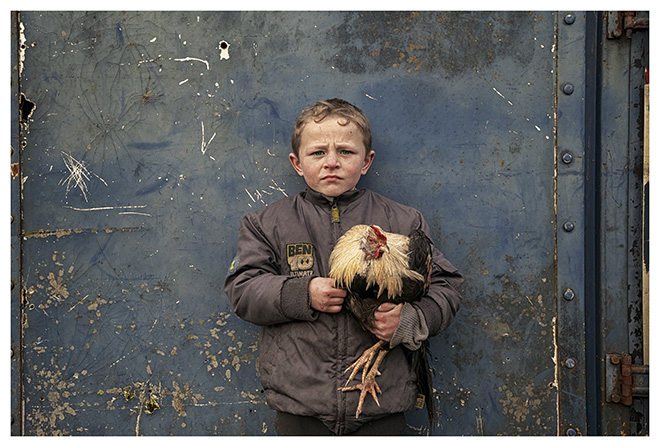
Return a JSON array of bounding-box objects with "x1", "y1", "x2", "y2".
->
[{"x1": 10, "y1": 11, "x2": 648, "y2": 436}]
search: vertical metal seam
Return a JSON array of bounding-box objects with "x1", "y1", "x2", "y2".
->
[
  {"x1": 583, "y1": 11, "x2": 603, "y2": 435},
  {"x1": 14, "y1": 10, "x2": 25, "y2": 436},
  {"x1": 556, "y1": 11, "x2": 588, "y2": 436},
  {"x1": 552, "y1": 10, "x2": 561, "y2": 437}
]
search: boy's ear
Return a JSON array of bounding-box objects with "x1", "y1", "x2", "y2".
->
[
  {"x1": 289, "y1": 153, "x2": 304, "y2": 176},
  {"x1": 361, "y1": 150, "x2": 375, "y2": 175}
]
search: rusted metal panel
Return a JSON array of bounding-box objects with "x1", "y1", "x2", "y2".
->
[{"x1": 11, "y1": 11, "x2": 647, "y2": 436}]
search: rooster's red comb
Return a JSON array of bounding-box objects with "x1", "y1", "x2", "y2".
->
[{"x1": 369, "y1": 225, "x2": 387, "y2": 241}]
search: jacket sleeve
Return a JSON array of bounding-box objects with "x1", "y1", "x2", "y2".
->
[
  {"x1": 414, "y1": 214, "x2": 464, "y2": 337},
  {"x1": 224, "y1": 213, "x2": 317, "y2": 326}
]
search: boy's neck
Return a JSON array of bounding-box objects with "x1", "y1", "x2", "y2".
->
[{"x1": 304, "y1": 186, "x2": 363, "y2": 205}]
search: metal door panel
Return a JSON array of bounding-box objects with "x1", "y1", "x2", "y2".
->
[{"x1": 11, "y1": 11, "x2": 647, "y2": 436}]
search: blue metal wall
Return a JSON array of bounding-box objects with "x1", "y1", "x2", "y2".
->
[{"x1": 10, "y1": 11, "x2": 648, "y2": 435}]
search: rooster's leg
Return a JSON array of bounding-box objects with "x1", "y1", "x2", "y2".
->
[
  {"x1": 338, "y1": 341, "x2": 390, "y2": 418},
  {"x1": 341, "y1": 339, "x2": 386, "y2": 386}
]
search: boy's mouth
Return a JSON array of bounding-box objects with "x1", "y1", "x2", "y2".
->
[{"x1": 323, "y1": 175, "x2": 341, "y2": 182}]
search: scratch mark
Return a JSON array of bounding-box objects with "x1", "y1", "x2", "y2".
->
[
  {"x1": 200, "y1": 121, "x2": 217, "y2": 155},
  {"x1": 492, "y1": 87, "x2": 507, "y2": 100},
  {"x1": 552, "y1": 315, "x2": 559, "y2": 433},
  {"x1": 109, "y1": 346, "x2": 140, "y2": 369},
  {"x1": 59, "y1": 151, "x2": 107, "y2": 202},
  {"x1": 492, "y1": 87, "x2": 514, "y2": 106},
  {"x1": 363, "y1": 92, "x2": 378, "y2": 101},
  {"x1": 268, "y1": 179, "x2": 288, "y2": 197},
  {"x1": 244, "y1": 188, "x2": 255, "y2": 203},
  {"x1": 67, "y1": 294, "x2": 89, "y2": 313},
  {"x1": 118, "y1": 212, "x2": 152, "y2": 217},
  {"x1": 64, "y1": 205, "x2": 147, "y2": 212},
  {"x1": 174, "y1": 57, "x2": 210, "y2": 70},
  {"x1": 475, "y1": 407, "x2": 484, "y2": 435},
  {"x1": 179, "y1": 79, "x2": 189, "y2": 85}
]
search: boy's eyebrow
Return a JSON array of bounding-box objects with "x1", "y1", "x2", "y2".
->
[{"x1": 304, "y1": 141, "x2": 359, "y2": 150}]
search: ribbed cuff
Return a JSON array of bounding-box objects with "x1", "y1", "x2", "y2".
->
[
  {"x1": 280, "y1": 276, "x2": 318, "y2": 321},
  {"x1": 389, "y1": 303, "x2": 429, "y2": 350}
]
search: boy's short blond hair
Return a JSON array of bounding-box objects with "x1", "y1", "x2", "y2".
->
[{"x1": 291, "y1": 99, "x2": 372, "y2": 158}]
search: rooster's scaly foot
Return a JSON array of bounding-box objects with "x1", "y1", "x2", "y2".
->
[{"x1": 339, "y1": 347, "x2": 388, "y2": 418}]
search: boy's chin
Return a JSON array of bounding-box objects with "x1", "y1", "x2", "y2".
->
[{"x1": 314, "y1": 184, "x2": 356, "y2": 198}]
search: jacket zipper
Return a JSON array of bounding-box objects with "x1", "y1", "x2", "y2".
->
[
  {"x1": 330, "y1": 198, "x2": 346, "y2": 434},
  {"x1": 331, "y1": 204, "x2": 340, "y2": 223}
]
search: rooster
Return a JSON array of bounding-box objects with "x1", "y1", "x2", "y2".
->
[{"x1": 329, "y1": 224, "x2": 435, "y2": 427}]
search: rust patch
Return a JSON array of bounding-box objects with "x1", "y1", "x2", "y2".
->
[
  {"x1": 23, "y1": 226, "x2": 142, "y2": 240},
  {"x1": 11, "y1": 163, "x2": 19, "y2": 179},
  {"x1": 24, "y1": 229, "x2": 80, "y2": 239}
]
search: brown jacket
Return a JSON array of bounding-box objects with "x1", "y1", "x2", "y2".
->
[{"x1": 224, "y1": 187, "x2": 463, "y2": 434}]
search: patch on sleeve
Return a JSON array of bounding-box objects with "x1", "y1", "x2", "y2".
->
[{"x1": 227, "y1": 256, "x2": 240, "y2": 275}]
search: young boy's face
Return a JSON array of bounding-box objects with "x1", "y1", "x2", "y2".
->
[{"x1": 289, "y1": 117, "x2": 375, "y2": 197}]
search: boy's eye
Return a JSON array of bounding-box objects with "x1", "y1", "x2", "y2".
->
[
  {"x1": 311, "y1": 150, "x2": 325, "y2": 156},
  {"x1": 339, "y1": 149, "x2": 353, "y2": 155}
]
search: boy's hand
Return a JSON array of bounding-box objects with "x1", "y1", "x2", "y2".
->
[
  {"x1": 308, "y1": 277, "x2": 346, "y2": 313},
  {"x1": 370, "y1": 302, "x2": 403, "y2": 342}
]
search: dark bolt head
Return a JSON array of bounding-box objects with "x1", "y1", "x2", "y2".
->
[
  {"x1": 563, "y1": 221, "x2": 575, "y2": 232},
  {"x1": 563, "y1": 289, "x2": 575, "y2": 301},
  {"x1": 562, "y1": 153, "x2": 573, "y2": 164},
  {"x1": 565, "y1": 358, "x2": 576, "y2": 369},
  {"x1": 563, "y1": 83, "x2": 575, "y2": 95},
  {"x1": 564, "y1": 14, "x2": 576, "y2": 25},
  {"x1": 566, "y1": 428, "x2": 577, "y2": 436}
]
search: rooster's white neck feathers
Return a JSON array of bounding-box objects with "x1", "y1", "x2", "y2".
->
[{"x1": 329, "y1": 225, "x2": 424, "y2": 299}]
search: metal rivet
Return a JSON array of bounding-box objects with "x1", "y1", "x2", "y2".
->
[
  {"x1": 563, "y1": 221, "x2": 575, "y2": 232},
  {"x1": 564, "y1": 14, "x2": 576, "y2": 25},
  {"x1": 562, "y1": 153, "x2": 573, "y2": 164},
  {"x1": 563, "y1": 83, "x2": 575, "y2": 95},
  {"x1": 566, "y1": 427, "x2": 577, "y2": 436},
  {"x1": 565, "y1": 358, "x2": 576, "y2": 369},
  {"x1": 563, "y1": 289, "x2": 575, "y2": 301}
]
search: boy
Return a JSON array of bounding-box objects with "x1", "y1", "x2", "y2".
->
[{"x1": 224, "y1": 99, "x2": 463, "y2": 435}]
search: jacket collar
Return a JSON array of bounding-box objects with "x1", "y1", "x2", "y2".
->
[{"x1": 302, "y1": 187, "x2": 364, "y2": 208}]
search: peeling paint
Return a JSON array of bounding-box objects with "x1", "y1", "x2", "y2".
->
[
  {"x1": 23, "y1": 226, "x2": 143, "y2": 240},
  {"x1": 13, "y1": 10, "x2": 645, "y2": 436},
  {"x1": 27, "y1": 360, "x2": 77, "y2": 435},
  {"x1": 218, "y1": 40, "x2": 230, "y2": 60}
]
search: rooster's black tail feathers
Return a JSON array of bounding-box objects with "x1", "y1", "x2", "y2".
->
[{"x1": 409, "y1": 339, "x2": 435, "y2": 434}]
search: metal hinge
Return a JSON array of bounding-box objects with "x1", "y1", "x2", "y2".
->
[
  {"x1": 606, "y1": 11, "x2": 649, "y2": 39},
  {"x1": 605, "y1": 354, "x2": 649, "y2": 405}
]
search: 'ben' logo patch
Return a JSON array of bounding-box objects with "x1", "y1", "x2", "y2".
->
[{"x1": 286, "y1": 243, "x2": 314, "y2": 277}]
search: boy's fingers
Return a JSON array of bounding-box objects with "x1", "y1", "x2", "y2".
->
[
  {"x1": 320, "y1": 302, "x2": 343, "y2": 313},
  {"x1": 331, "y1": 288, "x2": 347, "y2": 298}
]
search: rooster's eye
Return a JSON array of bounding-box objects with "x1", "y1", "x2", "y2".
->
[{"x1": 367, "y1": 237, "x2": 375, "y2": 244}]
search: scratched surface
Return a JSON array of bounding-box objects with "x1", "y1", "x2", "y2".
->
[{"x1": 11, "y1": 11, "x2": 646, "y2": 435}]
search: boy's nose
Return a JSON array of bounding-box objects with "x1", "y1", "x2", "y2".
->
[{"x1": 325, "y1": 151, "x2": 339, "y2": 168}]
